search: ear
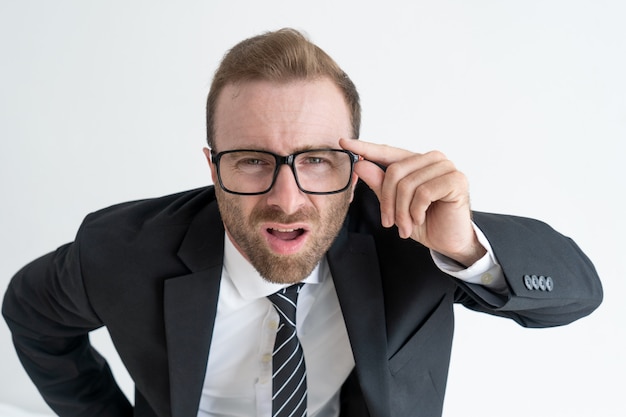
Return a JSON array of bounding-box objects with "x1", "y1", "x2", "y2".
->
[{"x1": 203, "y1": 147, "x2": 219, "y2": 185}]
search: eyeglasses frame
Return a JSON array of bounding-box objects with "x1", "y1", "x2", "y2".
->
[{"x1": 210, "y1": 148, "x2": 359, "y2": 195}]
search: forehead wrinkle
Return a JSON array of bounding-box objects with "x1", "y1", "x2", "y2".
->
[{"x1": 213, "y1": 79, "x2": 351, "y2": 152}]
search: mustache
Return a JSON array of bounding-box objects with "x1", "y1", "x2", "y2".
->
[{"x1": 249, "y1": 206, "x2": 319, "y2": 225}]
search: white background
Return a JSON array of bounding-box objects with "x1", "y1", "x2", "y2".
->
[{"x1": 1, "y1": 1, "x2": 624, "y2": 416}]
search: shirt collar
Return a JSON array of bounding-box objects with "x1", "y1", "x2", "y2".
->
[{"x1": 223, "y1": 233, "x2": 324, "y2": 301}]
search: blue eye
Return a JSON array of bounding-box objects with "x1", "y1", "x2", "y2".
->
[
  {"x1": 242, "y1": 158, "x2": 267, "y2": 165},
  {"x1": 303, "y1": 156, "x2": 325, "y2": 164}
]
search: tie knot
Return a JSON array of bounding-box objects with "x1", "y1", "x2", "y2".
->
[{"x1": 267, "y1": 284, "x2": 303, "y2": 327}]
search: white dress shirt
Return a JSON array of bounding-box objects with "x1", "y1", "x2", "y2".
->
[
  {"x1": 197, "y1": 224, "x2": 504, "y2": 417},
  {"x1": 197, "y1": 235, "x2": 355, "y2": 417}
]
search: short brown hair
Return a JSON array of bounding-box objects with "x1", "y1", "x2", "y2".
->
[{"x1": 206, "y1": 28, "x2": 361, "y2": 148}]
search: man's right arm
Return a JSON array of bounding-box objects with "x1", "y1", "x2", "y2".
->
[{"x1": 2, "y1": 242, "x2": 132, "y2": 417}]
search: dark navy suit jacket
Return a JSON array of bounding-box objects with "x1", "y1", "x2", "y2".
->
[{"x1": 3, "y1": 182, "x2": 603, "y2": 417}]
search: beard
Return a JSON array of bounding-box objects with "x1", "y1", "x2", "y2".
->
[{"x1": 215, "y1": 187, "x2": 352, "y2": 284}]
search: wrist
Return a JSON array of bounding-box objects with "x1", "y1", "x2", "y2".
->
[{"x1": 447, "y1": 237, "x2": 487, "y2": 268}]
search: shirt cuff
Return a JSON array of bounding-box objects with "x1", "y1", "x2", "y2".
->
[{"x1": 430, "y1": 223, "x2": 508, "y2": 293}]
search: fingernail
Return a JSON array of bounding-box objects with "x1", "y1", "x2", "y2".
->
[{"x1": 382, "y1": 214, "x2": 391, "y2": 228}]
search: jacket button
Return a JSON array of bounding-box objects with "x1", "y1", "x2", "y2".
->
[
  {"x1": 546, "y1": 276, "x2": 554, "y2": 291},
  {"x1": 531, "y1": 275, "x2": 540, "y2": 290},
  {"x1": 524, "y1": 275, "x2": 534, "y2": 290},
  {"x1": 538, "y1": 275, "x2": 547, "y2": 291}
]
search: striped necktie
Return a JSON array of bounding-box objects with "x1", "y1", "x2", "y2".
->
[{"x1": 267, "y1": 284, "x2": 307, "y2": 417}]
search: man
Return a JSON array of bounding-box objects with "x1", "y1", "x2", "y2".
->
[{"x1": 3, "y1": 28, "x2": 602, "y2": 417}]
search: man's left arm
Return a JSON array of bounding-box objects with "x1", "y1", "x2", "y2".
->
[
  {"x1": 340, "y1": 138, "x2": 602, "y2": 327},
  {"x1": 457, "y1": 211, "x2": 602, "y2": 326}
]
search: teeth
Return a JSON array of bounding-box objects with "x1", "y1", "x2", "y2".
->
[{"x1": 272, "y1": 228, "x2": 298, "y2": 232}]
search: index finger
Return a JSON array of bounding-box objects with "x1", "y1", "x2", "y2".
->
[{"x1": 339, "y1": 138, "x2": 418, "y2": 166}]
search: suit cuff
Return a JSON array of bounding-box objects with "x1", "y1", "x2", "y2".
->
[{"x1": 430, "y1": 223, "x2": 508, "y2": 294}]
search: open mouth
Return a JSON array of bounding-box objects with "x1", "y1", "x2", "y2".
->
[
  {"x1": 267, "y1": 227, "x2": 306, "y2": 241},
  {"x1": 263, "y1": 224, "x2": 309, "y2": 255}
]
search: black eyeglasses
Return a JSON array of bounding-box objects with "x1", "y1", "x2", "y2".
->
[{"x1": 211, "y1": 148, "x2": 359, "y2": 195}]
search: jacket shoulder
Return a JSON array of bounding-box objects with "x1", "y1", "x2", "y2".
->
[{"x1": 82, "y1": 186, "x2": 217, "y2": 231}]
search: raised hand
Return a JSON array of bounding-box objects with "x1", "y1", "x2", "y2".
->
[{"x1": 340, "y1": 138, "x2": 486, "y2": 267}]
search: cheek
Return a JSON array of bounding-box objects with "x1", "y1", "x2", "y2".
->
[
  {"x1": 311, "y1": 192, "x2": 351, "y2": 222},
  {"x1": 217, "y1": 189, "x2": 262, "y2": 222},
  {"x1": 307, "y1": 196, "x2": 327, "y2": 215},
  {"x1": 238, "y1": 199, "x2": 259, "y2": 219}
]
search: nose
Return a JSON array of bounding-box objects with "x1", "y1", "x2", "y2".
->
[{"x1": 265, "y1": 165, "x2": 307, "y2": 214}]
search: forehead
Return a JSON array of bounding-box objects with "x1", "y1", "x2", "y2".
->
[{"x1": 213, "y1": 78, "x2": 352, "y2": 152}]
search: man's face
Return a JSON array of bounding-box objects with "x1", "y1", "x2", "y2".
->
[{"x1": 205, "y1": 78, "x2": 357, "y2": 284}]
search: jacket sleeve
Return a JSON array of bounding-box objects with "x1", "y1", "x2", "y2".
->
[
  {"x1": 2, "y1": 238, "x2": 133, "y2": 417},
  {"x1": 453, "y1": 211, "x2": 603, "y2": 328}
]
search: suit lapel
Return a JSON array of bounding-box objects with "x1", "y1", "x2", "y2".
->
[
  {"x1": 164, "y1": 200, "x2": 225, "y2": 417},
  {"x1": 161, "y1": 192, "x2": 392, "y2": 417},
  {"x1": 328, "y1": 227, "x2": 391, "y2": 417}
]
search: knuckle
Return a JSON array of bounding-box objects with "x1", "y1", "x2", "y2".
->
[
  {"x1": 384, "y1": 162, "x2": 403, "y2": 181},
  {"x1": 426, "y1": 150, "x2": 447, "y2": 161},
  {"x1": 396, "y1": 176, "x2": 414, "y2": 195},
  {"x1": 450, "y1": 170, "x2": 468, "y2": 186},
  {"x1": 413, "y1": 184, "x2": 433, "y2": 202},
  {"x1": 395, "y1": 209, "x2": 412, "y2": 225},
  {"x1": 409, "y1": 203, "x2": 424, "y2": 223}
]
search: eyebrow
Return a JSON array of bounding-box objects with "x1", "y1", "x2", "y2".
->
[{"x1": 222, "y1": 144, "x2": 341, "y2": 155}]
